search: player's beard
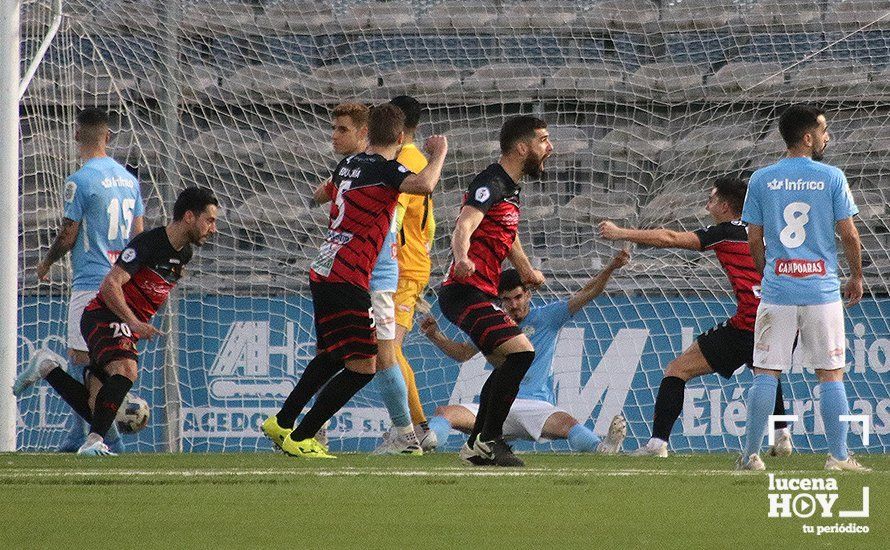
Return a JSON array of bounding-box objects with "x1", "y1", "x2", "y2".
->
[
  {"x1": 811, "y1": 146, "x2": 825, "y2": 161},
  {"x1": 523, "y1": 151, "x2": 546, "y2": 179}
]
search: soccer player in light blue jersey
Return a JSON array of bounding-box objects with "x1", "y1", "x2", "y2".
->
[
  {"x1": 308, "y1": 103, "x2": 421, "y2": 455},
  {"x1": 737, "y1": 105, "x2": 869, "y2": 472},
  {"x1": 422, "y1": 251, "x2": 629, "y2": 453},
  {"x1": 16, "y1": 108, "x2": 144, "y2": 453}
]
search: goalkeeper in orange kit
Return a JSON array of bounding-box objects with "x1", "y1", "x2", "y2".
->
[{"x1": 390, "y1": 95, "x2": 438, "y2": 450}]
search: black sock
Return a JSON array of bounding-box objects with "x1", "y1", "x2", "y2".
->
[
  {"x1": 291, "y1": 368, "x2": 374, "y2": 441},
  {"x1": 468, "y1": 376, "x2": 496, "y2": 445},
  {"x1": 277, "y1": 353, "x2": 344, "y2": 429},
  {"x1": 652, "y1": 376, "x2": 686, "y2": 442},
  {"x1": 773, "y1": 381, "x2": 788, "y2": 430},
  {"x1": 89, "y1": 374, "x2": 132, "y2": 438},
  {"x1": 45, "y1": 367, "x2": 93, "y2": 422},
  {"x1": 479, "y1": 351, "x2": 535, "y2": 441}
]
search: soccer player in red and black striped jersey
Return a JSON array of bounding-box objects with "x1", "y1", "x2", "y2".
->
[
  {"x1": 263, "y1": 104, "x2": 447, "y2": 458},
  {"x1": 25, "y1": 187, "x2": 218, "y2": 456},
  {"x1": 439, "y1": 116, "x2": 551, "y2": 467},
  {"x1": 599, "y1": 177, "x2": 792, "y2": 458}
]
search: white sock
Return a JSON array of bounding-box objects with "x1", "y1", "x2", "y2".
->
[{"x1": 84, "y1": 432, "x2": 104, "y2": 446}]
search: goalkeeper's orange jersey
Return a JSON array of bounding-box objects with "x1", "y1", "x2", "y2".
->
[{"x1": 396, "y1": 142, "x2": 435, "y2": 282}]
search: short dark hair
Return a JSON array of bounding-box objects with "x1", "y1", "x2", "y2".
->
[
  {"x1": 75, "y1": 107, "x2": 109, "y2": 145},
  {"x1": 713, "y1": 177, "x2": 748, "y2": 215},
  {"x1": 368, "y1": 103, "x2": 405, "y2": 147},
  {"x1": 173, "y1": 187, "x2": 218, "y2": 221},
  {"x1": 76, "y1": 107, "x2": 108, "y2": 128},
  {"x1": 389, "y1": 95, "x2": 422, "y2": 130},
  {"x1": 778, "y1": 104, "x2": 825, "y2": 148},
  {"x1": 498, "y1": 268, "x2": 525, "y2": 294},
  {"x1": 500, "y1": 116, "x2": 547, "y2": 154}
]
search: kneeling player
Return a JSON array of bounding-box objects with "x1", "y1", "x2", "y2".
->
[
  {"x1": 599, "y1": 178, "x2": 792, "y2": 457},
  {"x1": 425, "y1": 252, "x2": 629, "y2": 453},
  {"x1": 15, "y1": 188, "x2": 218, "y2": 456}
]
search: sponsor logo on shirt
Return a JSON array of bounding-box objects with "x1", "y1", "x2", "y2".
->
[
  {"x1": 766, "y1": 178, "x2": 825, "y2": 191},
  {"x1": 475, "y1": 186, "x2": 491, "y2": 203},
  {"x1": 775, "y1": 259, "x2": 826, "y2": 277},
  {"x1": 100, "y1": 176, "x2": 137, "y2": 189},
  {"x1": 121, "y1": 248, "x2": 136, "y2": 263}
]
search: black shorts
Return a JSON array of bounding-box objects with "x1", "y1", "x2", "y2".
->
[
  {"x1": 310, "y1": 281, "x2": 377, "y2": 361},
  {"x1": 697, "y1": 321, "x2": 754, "y2": 379},
  {"x1": 437, "y1": 283, "x2": 522, "y2": 356},
  {"x1": 80, "y1": 308, "x2": 139, "y2": 382}
]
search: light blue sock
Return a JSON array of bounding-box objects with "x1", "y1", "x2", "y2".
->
[
  {"x1": 820, "y1": 381, "x2": 850, "y2": 461},
  {"x1": 742, "y1": 374, "x2": 779, "y2": 458},
  {"x1": 376, "y1": 365, "x2": 411, "y2": 428},
  {"x1": 428, "y1": 415, "x2": 452, "y2": 446},
  {"x1": 568, "y1": 424, "x2": 601, "y2": 452}
]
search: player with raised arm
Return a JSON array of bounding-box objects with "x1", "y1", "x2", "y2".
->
[
  {"x1": 424, "y1": 253, "x2": 629, "y2": 452},
  {"x1": 389, "y1": 95, "x2": 439, "y2": 450},
  {"x1": 17, "y1": 187, "x2": 217, "y2": 456},
  {"x1": 310, "y1": 102, "x2": 423, "y2": 455},
  {"x1": 599, "y1": 178, "x2": 792, "y2": 458},
  {"x1": 438, "y1": 116, "x2": 550, "y2": 467},
  {"x1": 262, "y1": 104, "x2": 447, "y2": 459},
  {"x1": 737, "y1": 105, "x2": 868, "y2": 472},
  {"x1": 14, "y1": 108, "x2": 144, "y2": 453}
]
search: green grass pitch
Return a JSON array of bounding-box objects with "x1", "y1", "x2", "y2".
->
[{"x1": 1, "y1": 452, "x2": 887, "y2": 549}]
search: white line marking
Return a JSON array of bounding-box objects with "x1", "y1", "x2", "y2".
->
[{"x1": 0, "y1": 467, "x2": 880, "y2": 480}]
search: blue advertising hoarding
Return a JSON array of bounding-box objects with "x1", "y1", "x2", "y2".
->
[{"x1": 16, "y1": 294, "x2": 890, "y2": 453}]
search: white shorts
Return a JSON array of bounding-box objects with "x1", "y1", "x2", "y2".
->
[
  {"x1": 67, "y1": 290, "x2": 96, "y2": 352},
  {"x1": 753, "y1": 300, "x2": 846, "y2": 371},
  {"x1": 460, "y1": 398, "x2": 567, "y2": 442},
  {"x1": 371, "y1": 290, "x2": 396, "y2": 341}
]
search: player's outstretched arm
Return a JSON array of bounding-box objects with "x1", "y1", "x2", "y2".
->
[
  {"x1": 99, "y1": 265, "x2": 162, "y2": 340},
  {"x1": 420, "y1": 315, "x2": 478, "y2": 362},
  {"x1": 36, "y1": 217, "x2": 80, "y2": 280},
  {"x1": 598, "y1": 220, "x2": 701, "y2": 250},
  {"x1": 567, "y1": 249, "x2": 630, "y2": 315},
  {"x1": 399, "y1": 135, "x2": 447, "y2": 195},
  {"x1": 837, "y1": 217, "x2": 863, "y2": 307},
  {"x1": 747, "y1": 223, "x2": 765, "y2": 276},
  {"x1": 507, "y1": 236, "x2": 545, "y2": 288}
]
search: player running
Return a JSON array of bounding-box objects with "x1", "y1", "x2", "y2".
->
[
  {"x1": 263, "y1": 104, "x2": 447, "y2": 459},
  {"x1": 438, "y1": 116, "x2": 550, "y2": 467},
  {"x1": 389, "y1": 95, "x2": 439, "y2": 450},
  {"x1": 311, "y1": 102, "x2": 422, "y2": 455},
  {"x1": 424, "y1": 252, "x2": 629, "y2": 453},
  {"x1": 16, "y1": 187, "x2": 218, "y2": 456},
  {"x1": 599, "y1": 177, "x2": 792, "y2": 458},
  {"x1": 14, "y1": 108, "x2": 144, "y2": 453},
  {"x1": 737, "y1": 105, "x2": 868, "y2": 472}
]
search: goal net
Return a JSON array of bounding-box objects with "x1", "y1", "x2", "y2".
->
[{"x1": 16, "y1": 0, "x2": 890, "y2": 453}]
